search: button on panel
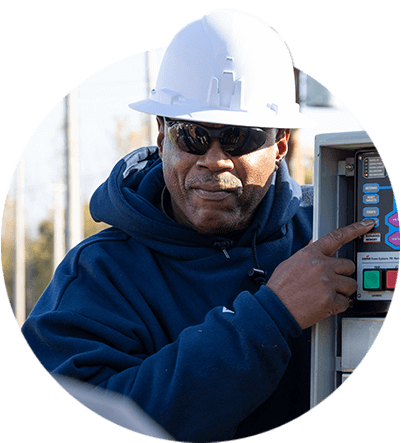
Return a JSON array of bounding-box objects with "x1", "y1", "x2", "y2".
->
[
  {"x1": 387, "y1": 212, "x2": 399, "y2": 227},
  {"x1": 363, "y1": 183, "x2": 379, "y2": 193},
  {"x1": 363, "y1": 207, "x2": 379, "y2": 217},
  {"x1": 386, "y1": 270, "x2": 398, "y2": 290},
  {"x1": 363, "y1": 194, "x2": 379, "y2": 204},
  {"x1": 363, "y1": 269, "x2": 381, "y2": 290},
  {"x1": 388, "y1": 232, "x2": 400, "y2": 247}
]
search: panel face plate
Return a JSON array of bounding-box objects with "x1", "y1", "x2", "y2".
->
[{"x1": 355, "y1": 149, "x2": 399, "y2": 301}]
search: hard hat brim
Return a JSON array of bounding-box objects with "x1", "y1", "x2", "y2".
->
[{"x1": 129, "y1": 99, "x2": 314, "y2": 129}]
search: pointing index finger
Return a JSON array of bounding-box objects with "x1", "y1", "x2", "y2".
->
[{"x1": 310, "y1": 220, "x2": 375, "y2": 257}]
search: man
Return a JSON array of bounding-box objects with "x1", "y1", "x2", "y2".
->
[{"x1": 22, "y1": 10, "x2": 374, "y2": 442}]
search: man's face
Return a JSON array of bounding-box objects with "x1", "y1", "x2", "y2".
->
[{"x1": 157, "y1": 117, "x2": 289, "y2": 235}]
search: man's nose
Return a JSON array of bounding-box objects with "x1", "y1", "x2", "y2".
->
[{"x1": 196, "y1": 140, "x2": 235, "y2": 171}]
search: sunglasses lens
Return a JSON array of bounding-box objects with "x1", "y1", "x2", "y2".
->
[
  {"x1": 222, "y1": 128, "x2": 269, "y2": 156},
  {"x1": 220, "y1": 127, "x2": 243, "y2": 152},
  {"x1": 167, "y1": 121, "x2": 273, "y2": 156},
  {"x1": 169, "y1": 122, "x2": 210, "y2": 155}
]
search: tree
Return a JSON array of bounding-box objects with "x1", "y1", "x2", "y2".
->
[
  {"x1": 83, "y1": 202, "x2": 109, "y2": 238},
  {"x1": 114, "y1": 116, "x2": 150, "y2": 158},
  {"x1": 1, "y1": 199, "x2": 111, "y2": 319},
  {"x1": 25, "y1": 219, "x2": 54, "y2": 314},
  {"x1": 2, "y1": 115, "x2": 148, "y2": 320},
  {"x1": 1, "y1": 195, "x2": 15, "y2": 304}
]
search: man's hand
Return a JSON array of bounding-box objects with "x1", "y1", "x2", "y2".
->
[{"x1": 266, "y1": 220, "x2": 375, "y2": 330}]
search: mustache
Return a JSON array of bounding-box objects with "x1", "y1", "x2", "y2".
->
[{"x1": 185, "y1": 174, "x2": 243, "y2": 191}]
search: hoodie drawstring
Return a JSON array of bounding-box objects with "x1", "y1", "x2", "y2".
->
[
  {"x1": 213, "y1": 240, "x2": 234, "y2": 259},
  {"x1": 247, "y1": 230, "x2": 267, "y2": 285},
  {"x1": 214, "y1": 232, "x2": 267, "y2": 286}
]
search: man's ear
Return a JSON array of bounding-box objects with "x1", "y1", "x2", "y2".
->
[
  {"x1": 156, "y1": 116, "x2": 165, "y2": 159},
  {"x1": 275, "y1": 129, "x2": 290, "y2": 162}
]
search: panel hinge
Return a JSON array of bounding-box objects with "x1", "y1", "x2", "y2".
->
[{"x1": 338, "y1": 157, "x2": 355, "y2": 176}]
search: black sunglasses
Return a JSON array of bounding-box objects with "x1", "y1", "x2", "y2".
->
[{"x1": 165, "y1": 118, "x2": 282, "y2": 156}]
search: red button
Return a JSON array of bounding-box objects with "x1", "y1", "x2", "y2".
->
[{"x1": 386, "y1": 270, "x2": 398, "y2": 290}]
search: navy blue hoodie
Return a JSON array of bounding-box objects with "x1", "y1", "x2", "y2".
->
[{"x1": 22, "y1": 146, "x2": 313, "y2": 442}]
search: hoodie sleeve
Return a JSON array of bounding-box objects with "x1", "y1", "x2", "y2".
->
[{"x1": 22, "y1": 237, "x2": 302, "y2": 442}]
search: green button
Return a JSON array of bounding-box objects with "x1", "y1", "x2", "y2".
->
[{"x1": 363, "y1": 269, "x2": 381, "y2": 290}]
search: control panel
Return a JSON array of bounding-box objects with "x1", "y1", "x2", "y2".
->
[
  {"x1": 311, "y1": 131, "x2": 399, "y2": 408},
  {"x1": 354, "y1": 149, "x2": 399, "y2": 303}
]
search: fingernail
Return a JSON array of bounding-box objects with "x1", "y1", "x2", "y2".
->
[{"x1": 361, "y1": 219, "x2": 375, "y2": 227}]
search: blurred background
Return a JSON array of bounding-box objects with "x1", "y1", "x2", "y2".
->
[{"x1": 1, "y1": 46, "x2": 363, "y2": 327}]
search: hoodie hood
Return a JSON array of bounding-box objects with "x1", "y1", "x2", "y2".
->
[{"x1": 90, "y1": 146, "x2": 308, "y2": 258}]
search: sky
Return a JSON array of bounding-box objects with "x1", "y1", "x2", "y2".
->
[
  {"x1": 6, "y1": 47, "x2": 165, "y2": 235},
  {"x1": 4, "y1": 43, "x2": 366, "y2": 237}
]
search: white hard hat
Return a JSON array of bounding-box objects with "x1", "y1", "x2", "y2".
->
[{"x1": 129, "y1": 10, "x2": 310, "y2": 128}]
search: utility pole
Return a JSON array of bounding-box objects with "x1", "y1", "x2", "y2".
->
[
  {"x1": 64, "y1": 88, "x2": 83, "y2": 251},
  {"x1": 286, "y1": 69, "x2": 307, "y2": 184},
  {"x1": 146, "y1": 51, "x2": 158, "y2": 145},
  {"x1": 15, "y1": 158, "x2": 26, "y2": 327}
]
